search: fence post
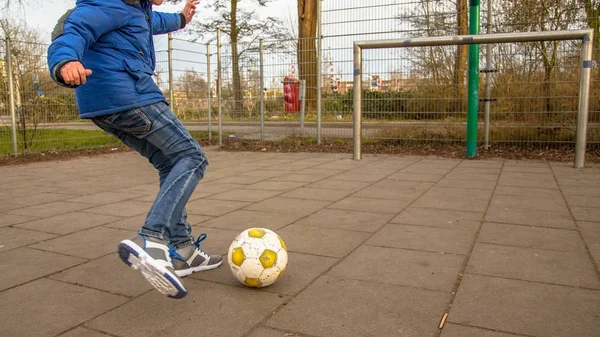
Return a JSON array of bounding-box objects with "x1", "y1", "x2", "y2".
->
[
  {"x1": 217, "y1": 28, "x2": 223, "y2": 147},
  {"x1": 6, "y1": 37, "x2": 18, "y2": 156},
  {"x1": 316, "y1": 0, "x2": 323, "y2": 144},
  {"x1": 483, "y1": 0, "x2": 493, "y2": 150},
  {"x1": 353, "y1": 43, "x2": 362, "y2": 160},
  {"x1": 168, "y1": 33, "x2": 176, "y2": 118},
  {"x1": 300, "y1": 80, "x2": 306, "y2": 136},
  {"x1": 574, "y1": 30, "x2": 594, "y2": 169},
  {"x1": 259, "y1": 39, "x2": 265, "y2": 141},
  {"x1": 466, "y1": 0, "x2": 481, "y2": 158},
  {"x1": 207, "y1": 43, "x2": 212, "y2": 142}
]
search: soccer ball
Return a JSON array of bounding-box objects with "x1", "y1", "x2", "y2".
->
[{"x1": 227, "y1": 228, "x2": 288, "y2": 288}]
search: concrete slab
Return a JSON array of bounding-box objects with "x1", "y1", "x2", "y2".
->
[
  {"x1": 30, "y1": 226, "x2": 134, "y2": 259},
  {"x1": 279, "y1": 187, "x2": 354, "y2": 201},
  {"x1": 199, "y1": 210, "x2": 300, "y2": 231},
  {"x1": 189, "y1": 251, "x2": 339, "y2": 296},
  {"x1": 579, "y1": 222, "x2": 600, "y2": 269},
  {"x1": 246, "y1": 197, "x2": 330, "y2": 217},
  {"x1": 565, "y1": 195, "x2": 600, "y2": 208},
  {"x1": 328, "y1": 196, "x2": 411, "y2": 214},
  {"x1": 0, "y1": 227, "x2": 56, "y2": 252},
  {"x1": 440, "y1": 324, "x2": 517, "y2": 337},
  {"x1": 294, "y1": 208, "x2": 392, "y2": 233},
  {"x1": 0, "y1": 278, "x2": 128, "y2": 337},
  {"x1": 0, "y1": 213, "x2": 39, "y2": 228},
  {"x1": 0, "y1": 247, "x2": 85, "y2": 291},
  {"x1": 449, "y1": 274, "x2": 600, "y2": 337},
  {"x1": 266, "y1": 275, "x2": 449, "y2": 337},
  {"x1": 485, "y1": 206, "x2": 575, "y2": 229},
  {"x1": 186, "y1": 198, "x2": 251, "y2": 217},
  {"x1": 306, "y1": 178, "x2": 370, "y2": 191},
  {"x1": 351, "y1": 186, "x2": 425, "y2": 200},
  {"x1": 275, "y1": 224, "x2": 370, "y2": 258},
  {"x1": 14, "y1": 212, "x2": 122, "y2": 235},
  {"x1": 490, "y1": 194, "x2": 569, "y2": 212},
  {"x1": 6, "y1": 201, "x2": 92, "y2": 218},
  {"x1": 391, "y1": 207, "x2": 483, "y2": 229},
  {"x1": 388, "y1": 172, "x2": 446, "y2": 182},
  {"x1": 328, "y1": 245, "x2": 464, "y2": 292},
  {"x1": 57, "y1": 327, "x2": 112, "y2": 337},
  {"x1": 86, "y1": 279, "x2": 286, "y2": 337},
  {"x1": 479, "y1": 223, "x2": 587, "y2": 253},
  {"x1": 208, "y1": 188, "x2": 282, "y2": 202},
  {"x1": 367, "y1": 224, "x2": 476, "y2": 255},
  {"x1": 102, "y1": 214, "x2": 147, "y2": 231},
  {"x1": 50, "y1": 254, "x2": 153, "y2": 297},
  {"x1": 466, "y1": 243, "x2": 600, "y2": 289},
  {"x1": 82, "y1": 200, "x2": 153, "y2": 217},
  {"x1": 436, "y1": 178, "x2": 497, "y2": 190},
  {"x1": 65, "y1": 191, "x2": 142, "y2": 205},
  {"x1": 413, "y1": 195, "x2": 490, "y2": 213},
  {"x1": 246, "y1": 181, "x2": 307, "y2": 191},
  {"x1": 570, "y1": 206, "x2": 600, "y2": 222},
  {"x1": 246, "y1": 327, "x2": 298, "y2": 337},
  {"x1": 9, "y1": 192, "x2": 77, "y2": 206},
  {"x1": 494, "y1": 185, "x2": 563, "y2": 199}
]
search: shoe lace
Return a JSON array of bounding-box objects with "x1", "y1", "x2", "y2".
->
[{"x1": 194, "y1": 233, "x2": 208, "y2": 255}]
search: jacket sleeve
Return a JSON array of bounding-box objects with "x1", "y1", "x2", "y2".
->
[
  {"x1": 152, "y1": 11, "x2": 186, "y2": 35},
  {"x1": 47, "y1": 0, "x2": 131, "y2": 87}
]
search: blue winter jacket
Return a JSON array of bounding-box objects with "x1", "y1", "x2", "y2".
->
[{"x1": 47, "y1": 0, "x2": 186, "y2": 118}]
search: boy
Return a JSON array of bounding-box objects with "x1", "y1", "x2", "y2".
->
[{"x1": 47, "y1": 0, "x2": 221, "y2": 299}]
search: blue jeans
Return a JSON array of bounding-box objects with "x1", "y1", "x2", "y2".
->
[{"x1": 92, "y1": 101, "x2": 207, "y2": 249}]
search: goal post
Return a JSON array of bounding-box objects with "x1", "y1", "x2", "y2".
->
[{"x1": 352, "y1": 29, "x2": 594, "y2": 168}]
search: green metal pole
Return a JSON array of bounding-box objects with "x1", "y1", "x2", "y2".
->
[{"x1": 466, "y1": 0, "x2": 481, "y2": 157}]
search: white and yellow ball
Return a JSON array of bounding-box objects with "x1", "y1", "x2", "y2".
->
[{"x1": 227, "y1": 228, "x2": 288, "y2": 288}]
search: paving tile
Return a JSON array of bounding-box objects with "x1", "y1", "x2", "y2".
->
[
  {"x1": 186, "y1": 198, "x2": 251, "y2": 217},
  {"x1": 246, "y1": 181, "x2": 307, "y2": 191},
  {"x1": 189, "y1": 252, "x2": 339, "y2": 296},
  {"x1": 367, "y1": 224, "x2": 476, "y2": 254},
  {"x1": 305, "y1": 179, "x2": 370, "y2": 191},
  {"x1": 241, "y1": 170, "x2": 288, "y2": 178},
  {"x1": 278, "y1": 187, "x2": 354, "y2": 202},
  {"x1": 0, "y1": 278, "x2": 128, "y2": 337},
  {"x1": 7, "y1": 201, "x2": 92, "y2": 218},
  {"x1": 30, "y1": 227, "x2": 134, "y2": 259},
  {"x1": 498, "y1": 176, "x2": 558, "y2": 189},
  {"x1": 196, "y1": 182, "x2": 247, "y2": 194},
  {"x1": 490, "y1": 195, "x2": 568, "y2": 212},
  {"x1": 215, "y1": 175, "x2": 270, "y2": 185},
  {"x1": 65, "y1": 191, "x2": 141, "y2": 205},
  {"x1": 351, "y1": 186, "x2": 425, "y2": 200},
  {"x1": 412, "y1": 195, "x2": 490, "y2": 213},
  {"x1": 423, "y1": 187, "x2": 494, "y2": 200},
  {"x1": 448, "y1": 274, "x2": 600, "y2": 337},
  {"x1": 328, "y1": 196, "x2": 411, "y2": 214},
  {"x1": 50, "y1": 254, "x2": 153, "y2": 297},
  {"x1": 560, "y1": 186, "x2": 600, "y2": 197},
  {"x1": 388, "y1": 172, "x2": 445, "y2": 182},
  {"x1": 246, "y1": 327, "x2": 297, "y2": 337},
  {"x1": 266, "y1": 275, "x2": 449, "y2": 337},
  {"x1": 565, "y1": 195, "x2": 600, "y2": 208},
  {"x1": 479, "y1": 223, "x2": 587, "y2": 253},
  {"x1": 276, "y1": 224, "x2": 370, "y2": 258},
  {"x1": 331, "y1": 171, "x2": 396, "y2": 183},
  {"x1": 466, "y1": 243, "x2": 599, "y2": 289},
  {"x1": 200, "y1": 210, "x2": 301, "y2": 231},
  {"x1": 102, "y1": 214, "x2": 146, "y2": 231},
  {"x1": 0, "y1": 247, "x2": 85, "y2": 291},
  {"x1": 436, "y1": 178, "x2": 497, "y2": 190},
  {"x1": 86, "y1": 279, "x2": 286, "y2": 337},
  {"x1": 370, "y1": 179, "x2": 434, "y2": 191},
  {"x1": 485, "y1": 206, "x2": 575, "y2": 229},
  {"x1": 246, "y1": 197, "x2": 329, "y2": 217},
  {"x1": 0, "y1": 227, "x2": 56, "y2": 252},
  {"x1": 391, "y1": 207, "x2": 483, "y2": 230},
  {"x1": 294, "y1": 208, "x2": 392, "y2": 233},
  {"x1": 440, "y1": 324, "x2": 517, "y2": 337},
  {"x1": 208, "y1": 189, "x2": 282, "y2": 202},
  {"x1": 557, "y1": 178, "x2": 600, "y2": 188},
  {"x1": 271, "y1": 173, "x2": 331, "y2": 183},
  {"x1": 494, "y1": 185, "x2": 563, "y2": 199},
  {"x1": 57, "y1": 327, "x2": 113, "y2": 337},
  {"x1": 579, "y1": 222, "x2": 600, "y2": 269},
  {"x1": 9, "y1": 192, "x2": 76, "y2": 206},
  {"x1": 82, "y1": 200, "x2": 152, "y2": 217},
  {"x1": 329, "y1": 245, "x2": 464, "y2": 292},
  {"x1": 0, "y1": 213, "x2": 38, "y2": 228},
  {"x1": 570, "y1": 207, "x2": 600, "y2": 222},
  {"x1": 444, "y1": 173, "x2": 499, "y2": 182},
  {"x1": 15, "y1": 212, "x2": 122, "y2": 235}
]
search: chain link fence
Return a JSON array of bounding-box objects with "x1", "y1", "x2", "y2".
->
[{"x1": 1, "y1": 0, "x2": 599, "y2": 157}]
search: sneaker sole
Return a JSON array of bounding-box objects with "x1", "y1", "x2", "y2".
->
[
  {"x1": 118, "y1": 240, "x2": 187, "y2": 299},
  {"x1": 175, "y1": 259, "x2": 223, "y2": 277}
]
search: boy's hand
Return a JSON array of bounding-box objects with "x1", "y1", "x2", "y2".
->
[
  {"x1": 59, "y1": 61, "x2": 92, "y2": 86},
  {"x1": 182, "y1": 0, "x2": 199, "y2": 24}
]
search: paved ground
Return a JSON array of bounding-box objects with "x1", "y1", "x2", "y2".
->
[{"x1": 1, "y1": 147, "x2": 599, "y2": 337}]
